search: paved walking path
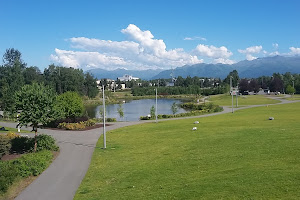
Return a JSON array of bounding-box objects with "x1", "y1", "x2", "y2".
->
[
  {"x1": 0, "y1": 121, "x2": 142, "y2": 200},
  {"x1": 0, "y1": 95, "x2": 298, "y2": 200}
]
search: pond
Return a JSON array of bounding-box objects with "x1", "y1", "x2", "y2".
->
[{"x1": 84, "y1": 99, "x2": 187, "y2": 121}]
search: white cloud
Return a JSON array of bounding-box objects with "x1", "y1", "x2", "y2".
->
[
  {"x1": 288, "y1": 47, "x2": 300, "y2": 55},
  {"x1": 238, "y1": 45, "x2": 263, "y2": 60},
  {"x1": 269, "y1": 51, "x2": 280, "y2": 56},
  {"x1": 184, "y1": 36, "x2": 207, "y2": 41},
  {"x1": 50, "y1": 24, "x2": 204, "y2": 70},
  {"x1": 70, "y1": 37, "x2": 140, "y2": 55},
  {"x1": 246, "y1": 54, "x2": 257, "y2": 61},
  {"x1": 213, "y1": 58, "x2": 235, "y2": 64},
  {"x1": 121, "y1": 24, "x2": 166, "y2": 57},
  {"x1": 194, "y1": 44, "x2": 232, "y2": 59},
  {"x1": 272, "y1": 43, "x2": 279, "y2": 49},
  {"x1": 50, "y1": 48, "x2": 128, "y2": 71},
  {"x1": 238, "y1": 45, "x2": 262, "y2": 54}
]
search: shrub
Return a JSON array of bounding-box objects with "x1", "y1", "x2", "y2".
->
[
  {"x1": 140, "y1": 116, "x2": 151, "y2": 120},
  {"x1": 84, "y1": 119, "x2": 96, "y2": 127},
  {"x1": 140, "y1": 104, "x2": 223, "y2": 120},
  {"x1": 0, "y1": 150, "x2": 53, "y2": 193},
  {"x1": 0, "y1": 161, "x2": 18, "y2": 193},
  {"x1": 10, "y1": 137, "x2": 34, "y2": 153},
  {"x1": 6, "y1": 132, "x2": 20, "y2": 139},
  {"x1": 55, "y1": 91, "x2": 84, "y2": 119},
  {"x1": 106, "y1": 118, "x2": 117, "y2": 122},
  {"x1": 93, "y1": 118, "x2": 117, "y2": 123},
  {"x1": 46, "y1": 116, "x2": 89, "y2": 128},
  {"x1": 11, "y1": 134, "x2": 59, "y2": 153},
  {"x1": 58, "y1": 122, "x2": 85, "y2": 130},
  {"x1": 35, "y1": 135, "x2": 59, "y2": 152},
  {"x1": 0, "y1": 135, "x2": 11, "y2": 159}
]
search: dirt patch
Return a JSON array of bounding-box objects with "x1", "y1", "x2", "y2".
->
[{"x1": 1, "y1": 154, "x2": 22, "y2": 161}]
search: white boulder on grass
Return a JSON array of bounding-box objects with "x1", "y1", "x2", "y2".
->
[{"x1": 192, "y1": 127, "x2": 197, "y2": 131}]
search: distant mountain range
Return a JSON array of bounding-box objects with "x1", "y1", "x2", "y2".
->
[
  {"x1": 87, "y1": 68, "x2": 163, "y2": 80},
  {"x1": 87, "y1": 56, "x2": 300, "y2": 80}
]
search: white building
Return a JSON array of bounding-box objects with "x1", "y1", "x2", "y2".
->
[{"x1": 117, "y1": 74, "x2": 139, "y2": 81}]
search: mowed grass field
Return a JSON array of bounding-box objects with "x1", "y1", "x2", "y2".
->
[
  {"x1": 208, "y1": 94, "x2": 280, "y2": 106},
  {"x1": 75, "y1": 102, "x2": 300, "y2": 200},
  {"x1": 285, "y1": 94, "x2": 300, "y2": 101}
]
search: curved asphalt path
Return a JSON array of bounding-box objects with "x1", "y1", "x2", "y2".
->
[{"x1": 0, "y1": 95, "x2": 298, "y2": 200}]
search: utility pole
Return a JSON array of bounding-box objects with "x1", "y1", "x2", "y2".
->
[{"x1": 102, "y1": 85, "x2": 106, "y2": 149}]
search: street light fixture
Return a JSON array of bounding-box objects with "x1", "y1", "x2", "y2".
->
[
  {"x1": 292, "y1": 80, "x2": 295, "y2": 97},
  {"x1": 155, "y1": 88, "x2": 158, "y2": 123},
  {"x1": 230, "y1": 76, "x2": 234, "y2": 113},
  {"x1": 102, "y1": 85, "x2": 106, "y2": 149}
]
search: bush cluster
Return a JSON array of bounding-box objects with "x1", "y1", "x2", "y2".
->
[
  {"x1": 1, "y1": 132, "x2": 59, "y2": 158},
  {"x1": 46, "y1": 116, "x2": 89, "y2": 128},
  {"x1": 11, "y1": 134, "x2": 59, "y2": 154},
  {"x1": 93, "y1": 118, "x2": 117, "y2": 123},
  {"x1": 0, "y1": 135, "x2": 11, "y2": 159},
  {"x1": 58, "y1": 119, "x2": 96, "y2": 130},
  {"x1": 0, "y1": 132, "x2": 21, "y2": 158},
  {"x1": 106, "y1": 118, "x2": 117, "y2": 122},
  {"x1": 140, "y1": 103, "x2": 223, "y2": 120},
  {"x1": 0, "y1": 150, "x2": 53, "y2": 193}
]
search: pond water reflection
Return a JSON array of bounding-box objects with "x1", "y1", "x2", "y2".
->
[{"x1": 85, "y1": 99, "x2": 187, "y2": 121}]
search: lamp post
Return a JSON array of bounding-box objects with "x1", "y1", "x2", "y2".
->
[
  {"x1": 292, "y1": 80, "x2": 295, "y2": 97},
  {"x1": 230, "y1": 76, "x2": 234, "y2": 113},
  {"x1": 236, "y1": 83, "x2": 238, "y2": 108},
  {"x1": 102, "y1": 85, "x2": 106, "y2": 149},
  {"x1": 155, "y1": 88, "x2": 158, "y2": 123}
]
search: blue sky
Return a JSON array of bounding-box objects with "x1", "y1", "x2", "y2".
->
[{"x1": 0, "y1": 0, "x2": 300, "y2": 71}]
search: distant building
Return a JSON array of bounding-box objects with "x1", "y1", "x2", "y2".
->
[
  {"x1": 166, "y1": 82, "x2": 175, "y2": 87},
  {"x1": 117, "y1": 74, "x2": 139, "y2": 81},
  {"x1": 120, "y1": 83, "x2": 126, "y2": 90}
]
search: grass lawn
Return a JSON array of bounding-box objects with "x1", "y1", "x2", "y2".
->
[
  {"x1": 75, "y1": 102, "x2": 300, "y2": 200},
  {"x1": 208, "y1": 94, "x2": 280, "y2": 106},
  {"x1": 285, "y1": 94, "x2": 300, "y2": 101},
  {"x1": 0, "y1": 127, "x2": 32, "y2": 134}
]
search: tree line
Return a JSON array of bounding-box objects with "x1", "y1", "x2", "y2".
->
[
  {"x1": 239, "y1": 72, "x2": 298, "y2": 94},
  {"x1": 130, "y1": 69, "x2": 299, "y2": 96},
  {"x1": 0, "y1": 48, "x2": 99, "y2": 115}
]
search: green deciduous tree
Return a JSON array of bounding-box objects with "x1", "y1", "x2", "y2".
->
[
  {"x1": 171, "y1": 102, "x2": 178, "y2": 115},
  {"x1": 150, "y1": 105, "x2": 155, "y2": 118},
  {"x1": 15, "y1": 83, "x2": 59, "y2": 151},
  {"x1": 224, "y1": 70, "x2": 239, "y2": 87},
  {"x1": 2, "y1": 48, "x2": 26, "y2": 68},
  {"x1": 286, "y1": 85, "x2": 295, "y2": 94},
  {"x1": 117, "y1": 104, "x2": 124, "y2": 119},
  {"x1": 23, "y1": 66, "x2": 43, "y2": 85},
  {"x1": 84, "y1": 73, "x2": 99, "y2": 98},
  {"x1": 55, "y1": 91, "x2": 84, "y2": 119}
]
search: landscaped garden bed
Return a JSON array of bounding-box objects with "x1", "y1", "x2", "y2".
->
[{"x1": 0, "y1": 131, "x2": 59, "y2": 199}]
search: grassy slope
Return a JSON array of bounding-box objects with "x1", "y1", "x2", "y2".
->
[
  {"x1": 208, "y1": 94, "x2": 280, "y2": 106},
  {"x1": 75, "y1": 102, "x2": 300, "y2": 200}
]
